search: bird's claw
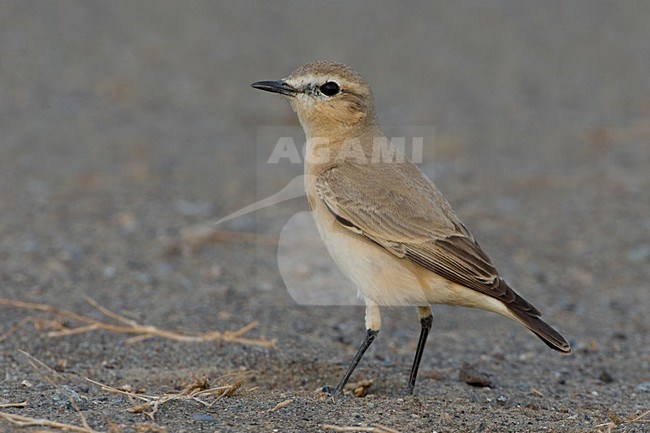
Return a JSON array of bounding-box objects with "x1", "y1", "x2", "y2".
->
[{"x1": 321, "y1": 386, "x2": 340, "y2": 399}]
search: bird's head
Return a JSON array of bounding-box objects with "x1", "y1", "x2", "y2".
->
[{"x1": 252, "y1": 61, "x2": 377, "y2": 138}]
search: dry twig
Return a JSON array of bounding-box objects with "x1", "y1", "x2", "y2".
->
[
  {"x1": 134, "y1": 422, "x2": 168, "y2": 432},
  {"x1": 0, "y1": 412, "x2": 102, "y2": 433},
  {"x1": 0, "y1": 297, "x2": 274, "y2": 348},
  {"x1": 20, "y1": 350, "x2": 64, "y2": 383},
  {"x1": 595, "y1": 410, "x2": 650, "y2": 433},
  {"x1": 321, "y1": 424, "x2": 402, "y2": 433},
  {"x1": 87, "y1": 374, "x2": 246, "y2": 421},
  {"x1": 1, "y1": 353, "x2": 100, "y2": 432},
  {"x1": 18, "y1": 351, "x2": 95, "y2": 432},
  {"x1": 0, "y1": 317, "x2": 32, "y2": 343},
  {"x1": 267, "y1": 399, "x2": 293, "y2": 413},
  {"x1": 0, "y1": 402, "x2": 27, "y2": 409}
]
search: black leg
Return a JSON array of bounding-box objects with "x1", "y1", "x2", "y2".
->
[
  {"x1": 324, "y1": 329, "x2": 378, "y2": 398},
  {"x1": 408, "y1": 314, "x2": 433, "y2": 394}
]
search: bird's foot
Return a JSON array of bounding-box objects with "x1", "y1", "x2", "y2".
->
[{"x1": 321, "y1": 385, "x2": 341, "y2": 399}]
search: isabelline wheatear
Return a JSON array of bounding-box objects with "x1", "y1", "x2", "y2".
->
[{"x1": 252, "y1": 61, "x2": 570, "y2": 397}]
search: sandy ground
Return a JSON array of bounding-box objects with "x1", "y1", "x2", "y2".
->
[{"x1": 1, "y1": 2, "x2": 649, "y2": 432}]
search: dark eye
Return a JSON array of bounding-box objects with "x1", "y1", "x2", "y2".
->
[{"x1": 320, "y1": 81, "x2": 340, "y2": 96}]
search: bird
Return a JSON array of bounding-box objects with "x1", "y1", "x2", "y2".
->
[{"x1": 251, "y1": 61, "x2": 570, "y2": 397}]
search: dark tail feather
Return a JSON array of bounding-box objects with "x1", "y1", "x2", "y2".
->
[{"x1": 509, "y1": 308, "x2": 571, "y2": 353}]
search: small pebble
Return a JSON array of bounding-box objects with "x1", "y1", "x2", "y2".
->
[
  {"x1": 103, "y1": 266, "x2": 117, "y2": 278},
  {"x1": 192, "y1": 414, "x2": 217, "y2": 423},
  {"x1": 52, "y1": 385, "x2": 89, "y2": 410},
  {"x1": 599, "y1": 370, "x2": 614, "y2": 383},
  {"x1": 635, "y1": 382, "x2": 650, "y2": 393},
  {"x1": 459, "y1": 362, "x2": 492, "y2": 387}
]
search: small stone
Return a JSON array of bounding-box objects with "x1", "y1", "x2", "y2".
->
[
  {"x1": 459, "y1": 363, "x2": 492, "y2": 387},
  {"x1": 635, "y1": 382, "x2": 650, "y2": 393},
  {"x1": 599, "y1": 370, "x2": 614, "y2": 383},
  {"x1": 103, "y1": 266, "x2": 117, "y2": 278},
  {"x1": 192, "y1": 414, "x2": 217, "y2": 423},
  {"x1": 347, "y1": 379, "x2": 373, "y2": 397},
  {"x1": 422, "y1": 370, "x2": 443, "y2": 381},
  {"x1": 52, "y1": 385, "x2": 89, "y2": 410},
  {"x1": 54, "y1": 359, "x2": 68, "y2": 372}
]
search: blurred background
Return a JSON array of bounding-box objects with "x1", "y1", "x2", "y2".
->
[
  {"x1": 2, "y1": 0, "x2": 648, "y2": 310},
  {"x1": 0, "y1": 2, "x2": 648, "y2": 429}
]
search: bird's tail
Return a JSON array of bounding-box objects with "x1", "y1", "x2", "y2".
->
[{"x1": 509, "y1": 304, "x2": 571, "y2": 353}]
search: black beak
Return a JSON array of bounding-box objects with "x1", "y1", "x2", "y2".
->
[{"x1": 251, "y1": 80, "x2": 298, "y2": 97}]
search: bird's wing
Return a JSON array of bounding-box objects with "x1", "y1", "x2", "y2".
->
[{"x1": 315, "y1": 162, "x2": 539, "y2": 314}]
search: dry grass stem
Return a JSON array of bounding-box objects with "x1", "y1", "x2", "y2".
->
[
  {"x1": 0, "y1": 297, "x2": 274, "y2": 348},
  {"x1": 86, "y1": 375, "x2": 246, "y2": 421},
  {"x1": 595, "y1": 409, "x2": 650, "y2": 433},
  {"x1": 321, "y1": 424, "x2": 402, "y2": 433},
  {"x1": 86, "y1": 379, "x2": 157, "y2": 402},
  {"x1": 134, "y1": 422, "x2": 168, "y2": 432},
  {"x1": 20, "y1": 350, "x2": 64, "y2": 383},
  {"x1": 19, "y1": 351, "x2": 93, "y2": 432},
  {"x1": 0, "y1": 317, "x2": 32, "y2": 343},
  {"x1": 0, "y1": 402, "x2": 27, "y2": 408},
  {"x1": 267, "y1": 399, "x2": 293, "y2": 413},
  {"x1": 0, "y1": 412, "x2": 102, "y2": 433}
]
